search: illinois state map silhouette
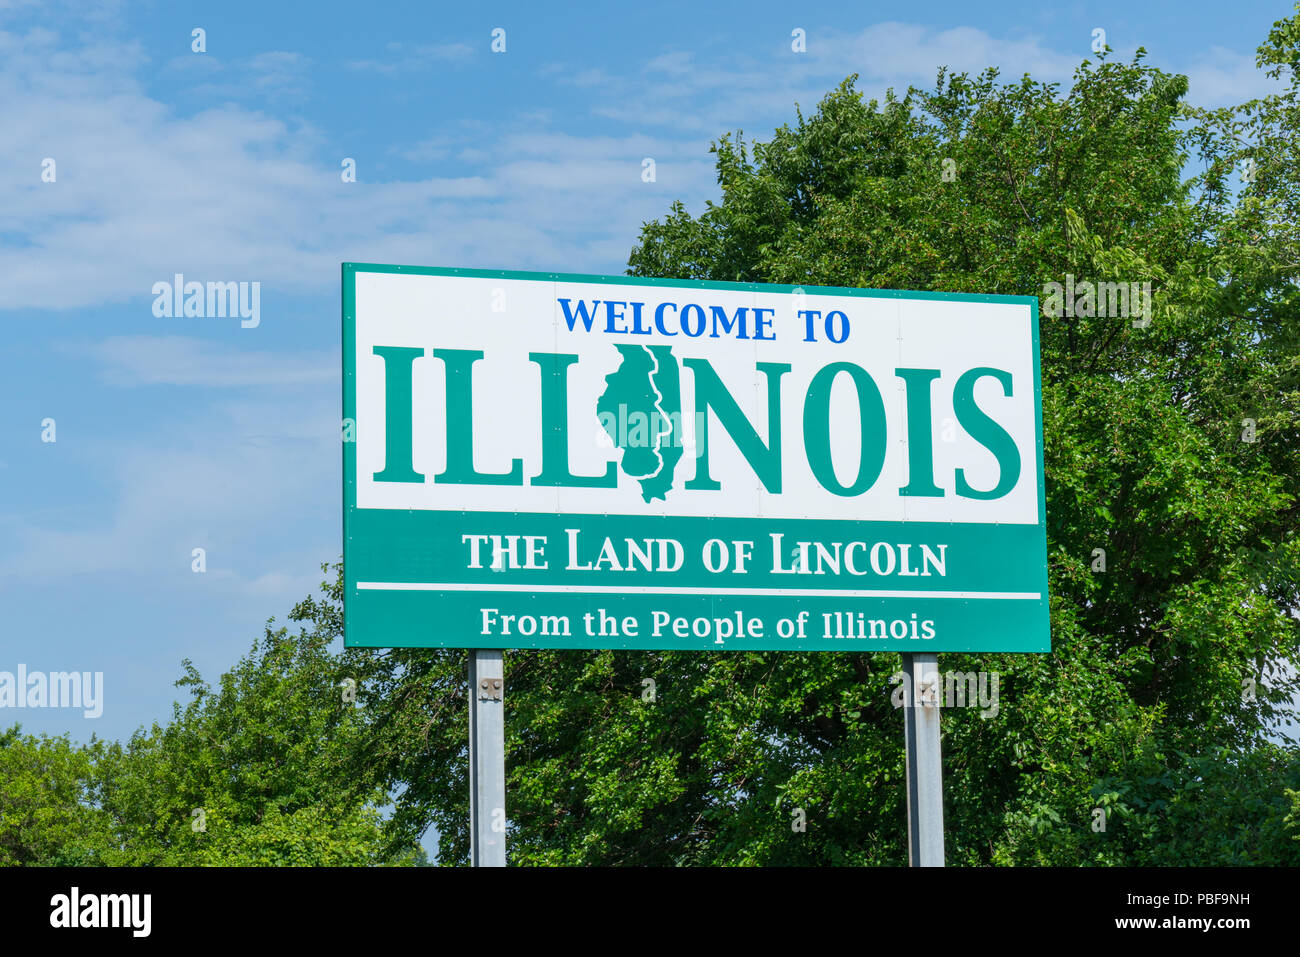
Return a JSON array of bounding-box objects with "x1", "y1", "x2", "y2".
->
[{"x1": 596, "y1": 344, "x2": 683, "y2": 502}]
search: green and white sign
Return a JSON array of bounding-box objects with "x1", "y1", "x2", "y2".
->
[{"x1": 343, "y1": 264, "x2": 1049, "y2": 652}]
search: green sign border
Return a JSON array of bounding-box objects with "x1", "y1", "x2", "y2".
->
[{"x1": 342, "y1": 262, "x2": 1049, "y2": 652}]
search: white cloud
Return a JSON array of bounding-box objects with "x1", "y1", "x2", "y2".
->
[
  {"x1": 164, "y1": 50, "x2": 315, "y2": 102},
  {"x1": 572, "y1": 21, "x2": 1266, "y2": 133},
  {"x1": 0, "y1": 25, "x2": 714, "y2": 313},
  {"x1": 819, "y1": 23, "x2": 1075, "y2": 86},
  {"x1": 1183, "y1": 45, "x2": 1284, "y2": 106},
  {"x1": 71, "y1": 335, "x2": 336, "y2": 388},
  {"x1": 0, "y1": 389, "x2": 339, "y2": 597},
  {"x1": 556, "y1": 24, "x2": 1080, "y2": 133},
  {"x1": 0, "y1": 17, "x2": 1278, "y2": 320},
  {"x1": 346, "y1": 40, "x2": 476, "y2": 74}
]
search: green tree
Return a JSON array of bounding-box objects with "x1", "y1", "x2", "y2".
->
[
  {"x1": 0, "y1": 616, "x2": 422, "y2": 867},
  {"x1": 89, "y1": 618, "x2": 418, "y2": 866},
  {"x1": 0, "y1": 726, "x2": 110, "y2": 866}
]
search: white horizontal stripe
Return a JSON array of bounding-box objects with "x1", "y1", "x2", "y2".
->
[{"x1": 355, "y1": 582, "x2": 1041, "y2": 600}]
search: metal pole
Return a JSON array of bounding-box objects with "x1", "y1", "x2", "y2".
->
[
  {"x1": 469, "y1": 649, "x2": 506, "y2": 867},
  {"x1": 902, "y1": 652, "x2": 945, "y2": 866}
]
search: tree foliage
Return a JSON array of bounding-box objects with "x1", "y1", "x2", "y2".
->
[{"x1": 0, "y1": 620, "x2": 421, "y2": 866}]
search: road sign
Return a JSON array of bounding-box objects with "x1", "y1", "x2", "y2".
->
[{"x1": 342, "y1": 264, "x2": 1049, "y2": 653}]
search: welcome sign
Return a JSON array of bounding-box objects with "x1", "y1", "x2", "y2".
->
[{"x1": 342, "y1": 264, "x2": 1049, "y2": 652}]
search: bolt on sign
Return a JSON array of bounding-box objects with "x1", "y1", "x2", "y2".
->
[{"x1": 342, "y1": 264, "x2": 1049, "y2": 652}]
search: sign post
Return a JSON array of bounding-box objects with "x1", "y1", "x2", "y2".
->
[
  {"x1": 901, "y1": 651, "x2": 944, "y2": 866},
  {"x1": 468, "y1": 649, "x2": 506, "y2": 867},
  {"x1": 341, "y1": 263, "x2": 1049, "y2": 866}
]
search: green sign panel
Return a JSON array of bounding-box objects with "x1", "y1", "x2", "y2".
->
[{"x1": 343, "y1": 264, "x2": 1049, "y2": 652}]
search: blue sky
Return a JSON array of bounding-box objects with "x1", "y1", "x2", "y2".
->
[{"x1": 1, "y1": 0, "x2": 1295, "y2": 846}]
